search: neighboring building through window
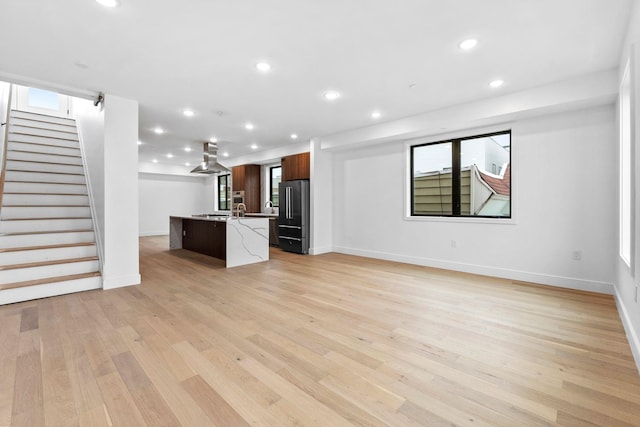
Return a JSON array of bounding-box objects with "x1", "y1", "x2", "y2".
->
[
  {"x1": 411, "y1": 130, "x2": 511, "y2": 218},
  {"x1": 270, "y1": 166, "x2": 281, "y2": 207},
  {"x1": 218, "y1": 174, "x2": 230, "y2": 211}
]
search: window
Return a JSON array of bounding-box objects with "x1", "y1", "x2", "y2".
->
[
  {"x1": 620, "y1": 60, "x2": 633, "y2": 268},
  {"x1": 270, "y1": 166, "x2": 281, "y2": 207},
  {"x1": 218, "y1": 174, "x2": 230, "y2": 210},
  {"x1": 27, "y1": 88, "x2": 59, "y2": 110},
  {"x1": 411, "y1": 130, "x2": 511, "y2": 218}
]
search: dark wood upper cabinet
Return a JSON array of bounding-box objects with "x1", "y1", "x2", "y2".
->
[
  {"x1": 281, "y1": 152, "x2": 310, "y2": 181},
  {"x1": 231, "y1": 164, "x2": 261, "y2": 212}
]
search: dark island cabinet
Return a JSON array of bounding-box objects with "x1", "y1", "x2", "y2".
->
[{"x1": 182, "y1": 219, "x2": 226, "y2": 260}]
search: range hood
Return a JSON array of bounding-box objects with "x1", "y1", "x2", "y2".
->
[{"x1": 190, "y1": 142, "x2": 230, "y2": 174}]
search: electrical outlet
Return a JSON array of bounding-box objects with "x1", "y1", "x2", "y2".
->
[
  {"x1": 572, "y1": 250, "x2": 582, "y2": 261},
  {"x1": 451, "y1": 240, "x2": 457, "y2": 248}
]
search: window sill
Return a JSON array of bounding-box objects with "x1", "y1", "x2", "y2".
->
[{"x1": 404, "y1": 215, "x2": 517, "y2": 225}]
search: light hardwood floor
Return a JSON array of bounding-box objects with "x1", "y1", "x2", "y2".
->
[{"x1": 1, "y1": 235, "x2": 639, "y2": 426}]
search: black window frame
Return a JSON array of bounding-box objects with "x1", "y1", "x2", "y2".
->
[
  {"x1": 410, "y1": 129, "x2": 511, "y2": 219},
  {"x1": 270, "y1": 166, "x2": 281, "y2": 207},
  {"x1": 217, "y1": 174, "x2": 231, "y2": 211}
]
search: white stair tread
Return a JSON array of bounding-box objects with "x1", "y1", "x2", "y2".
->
[
  {"x1": 0, "y1": 242, "x2": 95, "y2": 252},
  {"x1": 0, "y1": 231, "x2": 95, "y2": 249},
  {"x1": 0, "y1": 218, "x2": 93, "y2": 233},
  {"x1": 0, "y1": 244, "x2": 97, "y2": 265},
  {"x1": 8, "y1": 150, "x2": 83, "y2": 165},
  {"x1": 4, "y1": 181, "x2": 87, "y2": 196},
  {"x1": 6, "y1": 160, "x2": 85, "y2": 175},
  {"x1": 0, "y1": 255, "x2": 98, "y2": 270},
  {"x1": 10, "y1": 117, "x2": 78, "y2": 133},
  {"x1": 7, "y1": 135, "x2": 81, "y2": 149},
  {"x1": 7, "y1": 141, "x2": 80, "y2": 156},
  {"x1": 11, "y1": 110, "x2": 76, "y2": 126},
  {"x1": 0, "y1": 258, "x2": 100, "y2": 285},
  {"x1": 0, "y1": 271, "x2": 100, "y2": 291},
  {"x1": 9, "y1": 124, "x2": 78, "y2": 138},
  {"x1": 5, "y1": 171, "x2": 87, "y2": 184}
]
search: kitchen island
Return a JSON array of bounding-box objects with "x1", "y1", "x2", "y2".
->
[{"x1": 169, "y1": 216, "x2": 269, "y2": 267}]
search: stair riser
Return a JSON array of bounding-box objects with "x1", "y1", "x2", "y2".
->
[
  {"x1": 0, "y1": 260, "x2": 99, "y2": 285},
  {"x1": 3, "y1": 182, "x2": 88, "y2": 195},
  {"x1": 0, "y1": 218, "x2": 93, "y2": 234},
  {"x1": 8, "y1": 133, "x2": 80, "y2": 149},
  {"x1": 4, "y1": 171, "x2": 87, "y2": 184},
  {"x1": 11, "y1": 111, "x2": 76, "y2": 126},
  {"x1": 2, "y1": 194, "x2": 90, "y2": 205},
  {"x1": 6, "y1": 160, "x2": 84, "y2": 175},
  {"x1": 10, "y1": 118, "x2": 78, "y2": 133},
  {"x1": 7, "y1": 141, "x2": 81, "y2": 157},
  {"x1": 7, "y1": 150, "x2": 83, "y2": 166},
  {"x1": 0, "y1": 245, "x2": 97, "y2": 265},
  {"x1": 9, "y1": 125, "x2": 78, "y2": 141},
  {"x1": 0, "y1": 276, "x2": 101, "y2": 305},
  {"x1": 1, "y1": 206, "x2": 92, "y2": 220},
  {"x1": 0, "y1": 231, "x2": 95, "y2": 249}
]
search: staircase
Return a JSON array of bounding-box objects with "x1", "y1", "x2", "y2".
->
[{"x1": 0, "y1": 110, "x2": 101, "y2": 305}]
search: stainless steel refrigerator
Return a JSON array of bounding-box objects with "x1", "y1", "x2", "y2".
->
[{"x1": 278, "y1": 179, "x2": 309, "y2": 254}]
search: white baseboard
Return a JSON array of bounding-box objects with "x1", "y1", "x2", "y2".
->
[
  {"x1": 139, "y1": 231, "x2": 168, "y2": 237},
  {"x1": 310, "y1": 246, "x2": 333, "y2": 255},
  {"x1": 103, "y1": 273, "x2": 141, "y2": 290},
  {"x1": 614, "y1": 287, "x2": 640, "y2": 374},
  {"x1": 0, "y1": 276, "x2": 102, "y2": 305},
  {"x1": 332, "y1": 246, "x2": 614, "y2": 295}
]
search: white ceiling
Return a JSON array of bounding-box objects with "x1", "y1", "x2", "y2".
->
[{"x1": 0, "y1": 0, "x2": 632, "y2": 169}]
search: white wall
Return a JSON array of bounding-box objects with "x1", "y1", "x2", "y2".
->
[
  {"x1": 332, "y1": 105, "x2": 616, "y2": 294},
  {"x1": 0, "y1": 81, "x2": 11, "y2": 175},
  {"x1": 310, "y1": 138, "x2": 333, "y2": 254},
  {"x1": 74, "y1": 98, "x2": 105, "y2": 265},
  {"x1": 616, "y1": 1, "x2": 640, "y2": 372},
  {"x1": 139, "y1": 173, "x2": 210, "y2": 235},
  {"x1": 103, "y1": 95, "x2": 140, "y2": 289}
]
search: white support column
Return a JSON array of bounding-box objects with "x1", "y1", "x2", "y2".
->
[
  {"x1": 309, "y1": 138, "x2": 333, "y2": 255},
  {"x1": 102, "y1": 95, "x2": 140, "y2": 289}
]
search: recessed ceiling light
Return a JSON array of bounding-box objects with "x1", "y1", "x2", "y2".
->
[
  {"x1": 183, "y1": 109, "x2": 194, "y2": 117},
  {"x1": 489, "y1": 79, "x2": 504, "y2": 88},
  {"x1": 323, "y1": 91, "x2": 341, "y2": 101},
  {"x1": 290, "y1": 133, "x2": 298, "y2": 140},
  {"x1": 137, "y1": 140, "x2": 142, "y2": 145},
  {"x1": 96, "y1": 0, "x2": 118, "y2": 7},
  {"x1": 459, "y1": 39, "x2": 478, "y2": 50},
  {"x1": 184, "y1": 147, "x2": 192, "y2": 152},
  {"x1": 167, "y1": 153, "x2": 173, "y2": 158},
  {"x1": 185, "y1": 163, "x2": 190, "y2": 167},
  {"x1": 153, "y1": 127, "x2": 164, "y2": 134},
  {"x1": 152, "y1": 159, "x2": 158, "y2": 163},
  {"x1": 256, "y1": 62, "x2": 271, "y2": 72},
  {"x1": 250, "y1": 144, "x2": 258, "y2": 150},
  {"x1": 245, "y1": 123, "x2": 254, "y2": 131},
  {"x1": 222, "y1": 152, "x2": 229, "y2": 157},
  {"x1": 210, "y1": 137, "x2": 218, "y2": 143},
  {"x1": 371, "y1": 111, "x2": 382, "y2": 119}
]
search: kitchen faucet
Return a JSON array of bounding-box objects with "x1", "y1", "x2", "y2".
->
[
  {"x1": 265, "y1": 200, "x2": 274, "y2": 214},
  {"x1": 235, "y1": 203, "x2": 247, "y2": 218}
]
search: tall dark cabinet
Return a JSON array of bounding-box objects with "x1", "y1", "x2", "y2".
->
[{"x1": 231, "y1": 164, "x2": 261, "y2": 212}]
